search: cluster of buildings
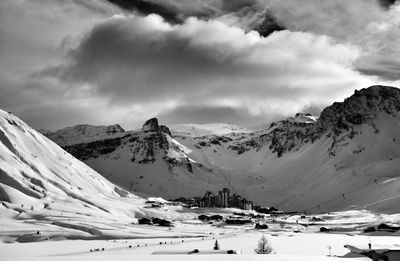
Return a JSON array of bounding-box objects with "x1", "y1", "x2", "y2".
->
[{"x1": 174, "y1": 188, "x2": 254, "y2": 210}]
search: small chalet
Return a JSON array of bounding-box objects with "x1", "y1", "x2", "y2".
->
[{"x1": 344, "y1": 244, "x2": 400, "y2": 261}]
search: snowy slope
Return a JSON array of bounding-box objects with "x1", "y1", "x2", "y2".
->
[
  {"x1": 44, "y1": 85, "x2": 400, "y2": 214},
  {"x1": 0, "y1": 110, "x2": 187, "y2": 239}
]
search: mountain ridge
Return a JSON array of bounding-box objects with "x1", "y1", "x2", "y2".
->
[{"x1": 40, "y1": 85, "x2": 400, "y2": 213}]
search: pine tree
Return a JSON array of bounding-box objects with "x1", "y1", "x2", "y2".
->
[
  {"x1": 254, "y1": 234, "x2": 273, "y2": 254},
  {"x1": 213, "y1": 240, "x2": 220, "y2": 250}
]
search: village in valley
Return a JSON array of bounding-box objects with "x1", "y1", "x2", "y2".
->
[
  {"x1": 171, "y1": 188, "x2": 254, "y2": 210},
  {"x1": 129, "y1": 190, "x2": 400, "y2": 260}
]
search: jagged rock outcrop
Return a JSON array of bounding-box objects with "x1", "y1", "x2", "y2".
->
[
  {"x1": 130, "y1": 130, "x2": 169, "y2": 164},
  {"x1": 142, "y1": 118, "x2": 159, "y2": 132},
  {"x1": 266, "y1": 120, "x2": 317, "y2": 157},
  {"x1": 318, "y1": 86, "x2": 400, "y2": 134},
  {"x1": 63, "y1": 136, "x2": 126, "y2": 161},
  {"x1": 142, "y1": 118, "x2": 172, "y2": 137},
  {"x1": 160, "y1": 125, "x2": 172, "y2": 137}
]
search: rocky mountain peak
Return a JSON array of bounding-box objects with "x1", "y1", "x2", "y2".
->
[
  {"x1": 254, "y1": 86, "x2": 400, "y2": 157},
  {"x1": 142, "y1": 118, "x2": 159, "y2": 131},
  {"x1": 141, "y1": 118, "x2": 172, "y2": 136},
  {"x1": 318, "y1": 85, "x2": 400, "y2": 133}
]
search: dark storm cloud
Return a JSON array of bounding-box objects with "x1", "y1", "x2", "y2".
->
[
  {"x1": 108, "y1": 0, "x2": 189, "y2": 23},
  {"x1": 378, "y1": 0, "x2": 398, "y2": 8},
  {"x1": 107, "y1": 0, "x2": 259, "y2": 20},
  {"x1": 107, "y1": 0, "x2": 285, "y2": 36},
  {"x1": 106, "y1": 0, "x2": 396, "y2": 38},
  {"x1": 107, "y1": 0, "x2": 398, "y2": 23}
]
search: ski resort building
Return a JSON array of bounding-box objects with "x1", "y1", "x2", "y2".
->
[
  {"x1": 172, "y1": 188, "x2": 253, "y2": 210},
  {"x1": 196, "y1": 188, "x2": 253, "y2": 210}
]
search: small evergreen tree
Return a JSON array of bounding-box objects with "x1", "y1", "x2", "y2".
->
[
  {"x1": 213, "y1": 240, "x2": 220, "y2": 250},
  {"x1": 254, "y1": 234, "x2": 273, "y2": 254}
]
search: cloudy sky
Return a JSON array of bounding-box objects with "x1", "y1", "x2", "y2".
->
[{"x1": 1, "y1": 0, "x2": 400, "y2": 131}]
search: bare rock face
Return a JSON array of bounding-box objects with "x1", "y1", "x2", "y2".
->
[
  {"x1": 142, "y1": 118, "x2": 159, "y2": 132},
  {"x1": 318, "y1": 85, "x2": 400, "y2": 134},
  {"x1": 160, "y1": 125, "x2": 172, "y2": 137},
  {"x1": 141, "y1": 118, "x2": 172, "y2": 136},
  {"x1": 267, "y1": 120, "x2": 317, "y2": 157},
  {"x1": 63, "y1": 136, "x2": 125, "y2": 161}
]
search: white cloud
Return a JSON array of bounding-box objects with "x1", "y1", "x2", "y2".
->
[
  {"x1": 37, "y1": 14, "x2": 373, "y2": 128},
  {"x1": 0, "y1": 0, "x2": 390, "y2": 130}
]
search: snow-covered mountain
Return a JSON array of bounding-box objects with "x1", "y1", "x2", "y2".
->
[
  {"x1": 0, "y1": 109, "x2": 184, "y2": 231},
  {"x1": 43, "y1": 85, "x2": 400, "y2": 214},
  {"x1": 40, "y1": 117, "x2": 233, "y2": 198}
]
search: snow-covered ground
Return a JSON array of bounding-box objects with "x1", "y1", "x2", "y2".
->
[
  {"x1": 1, "y1": 209, "x2": 400, "y2": 261},
  {"x1": 0, "y1": 232, "x2": 376, "y2": 261}
]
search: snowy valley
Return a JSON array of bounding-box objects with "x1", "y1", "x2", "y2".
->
[
  {"x1": 42, "y1": 85, "x2": 400, "y2": 214},
  {"x1": 1, "y1": 85, "x2": 400, "y2": 261}
]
